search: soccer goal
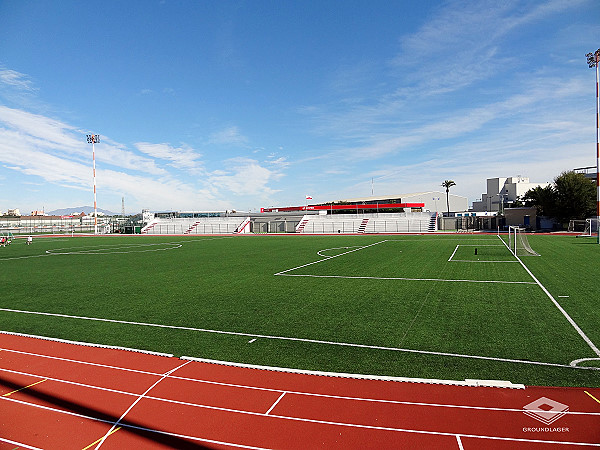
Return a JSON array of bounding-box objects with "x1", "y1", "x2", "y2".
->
[
  {"x1": 505, "y1": 226, "x2": 540, "y2": 257},
  {"x1": 577, "y1": 218, "x2": 599, "y2": 238}
]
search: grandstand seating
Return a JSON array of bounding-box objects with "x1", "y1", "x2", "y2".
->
[
  {"x1": 141, "y1": 217, "x2": 248, "y2": 235},
  {"x1": 295, "y1": 212, "x2": 437, "y2": 234},
  {"x1": 141, "y1": 212, "x2": 438, "y2": 235}
]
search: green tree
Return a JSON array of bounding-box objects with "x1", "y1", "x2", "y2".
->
[
  {"x1": 522, "y1": 171, "x2": 595, "y2": 224},
  {"x1": 441, "y1": 180, "x2": 456, "y2": 215},
  {"x1": 553, "y1": 171, "x2": 595, "y2": 223},
  {"x1": 522, "y1": 185, "x2": 557, "y2": 217}
]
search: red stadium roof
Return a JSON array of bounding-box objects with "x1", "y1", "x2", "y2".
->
[{"x1": 260, "y1": 203, "x2": 424, "y2": 213}]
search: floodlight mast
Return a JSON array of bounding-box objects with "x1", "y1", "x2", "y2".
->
[
  {"x1": 587, "y1": 49, "x2": 600, "y2": 244},
  {"x1": 86, "y1": 133, "x2": 100, "y2": 234}
]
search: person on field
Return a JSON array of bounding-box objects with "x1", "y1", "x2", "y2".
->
[{"x1": 27, "y1": 235, "x2": 33, "y2": 245}]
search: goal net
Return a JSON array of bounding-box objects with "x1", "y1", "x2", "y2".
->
[
  {"x1": 506, "y1": 226, "x2": 540, "y2": 257},
  {"x1": 577, "y1": 218, "x2": 599, "y2": 238}
]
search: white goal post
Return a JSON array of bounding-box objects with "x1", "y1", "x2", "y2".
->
[
  {"x1": 505, "y1": 226, "x2": 540, "y2": 257},
  {"x1": 577, "y1": 218, "x2": 599, "y2": 238}
]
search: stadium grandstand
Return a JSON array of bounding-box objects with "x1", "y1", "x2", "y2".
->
[{"x1": 140, "y1": 198, "x2": 439, "y2": 235}]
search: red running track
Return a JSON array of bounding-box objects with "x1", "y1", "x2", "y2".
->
[{"x1": 0, "y1": 333, "x2": 598, "y2": 449}]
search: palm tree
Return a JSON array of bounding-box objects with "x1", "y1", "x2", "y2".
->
[{"x1": 441, "y1": 180, "x2": 456, "y2": 216}]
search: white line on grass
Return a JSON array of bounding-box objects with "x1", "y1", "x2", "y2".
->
[
  {"x1": 275, "y1": 240, "x2": 388, "y2": 275},
  {"x1": 497, "y1": 235, "x2": 600, "y2": 358},
  {"x1": 279, "y1": 240, "x2": 530, "y2": 283},
  {"x1": 1, "y1": 309, "x2": 597, "y2": 372},
  {"x1": 448, "y1": 244, "x2": 518, "y2": 263},
  {"x1": 276, "y1": 274, "x2": 535, "y2": 284}
]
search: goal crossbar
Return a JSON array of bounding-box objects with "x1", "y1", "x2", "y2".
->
[{"x1": 505, "y1": 226, "x2": 540, "y2": 257}]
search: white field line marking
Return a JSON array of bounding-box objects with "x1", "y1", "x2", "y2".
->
[
  {"x1": 278, "y1": 240, "x2": 530, "y2": 283},
  {"x1": 0, "y1": 436, "x2": 43, "y2": 450},
  {"x1": 275, "y1": 240, "x2": 388, "y2": 275},
  {"x1": 0, "y1": 236, "x2": 231, "y2": 262},
  {"x1": 277, "y1": 274, "x2": 535, "y2": 284},
  {"x1": 1, "y1": 364, "x2": 599, "y2": 418},
  {"x1": 449, "y1": 260, "x2": 519, "y2": 263},
  {"x1": 0, "y1": 330, "x2": 173, "y2": 357},
  {"x1": 47, "y1": 243, "x2": 183, "y2": 255},
  {"x1": 265, "y1": 392, "x2": 286, "y2": 415},
  {"x1": 0, "y1": 396, "x2": 270, "y2": 450},
  {"x1": 94, "y1": 360, "x2": 192, "y2": 450},
  {"x1": 456, "y1": 435, "x2": 464, "y2": 450},
  {"x1": 0, "y1": 310, "x2": 595, "y2": 372},
  {"x1": 448, "y1": 244, "x2": 518, "y2": 263},
  {"x1": 316, "y1": 246, "x2": 365, "y2": 258},
  {"x1": 448, "y1": 244, "x2": 460, "y2": 261},
  {"x1": 2, "y1": 392, "x2": 598, "y2": 448},
  {"x1": 497, "y1": 236, "x2": 600, "y2": 358}
]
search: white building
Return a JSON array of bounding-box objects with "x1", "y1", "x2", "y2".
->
[{"x1": 471, "y1": 176, "x2": 550, "y2": 212}]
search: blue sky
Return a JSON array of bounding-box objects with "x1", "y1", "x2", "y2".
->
[{"x1": 0, "y1": 0, "x2": 598, "y2": 214}]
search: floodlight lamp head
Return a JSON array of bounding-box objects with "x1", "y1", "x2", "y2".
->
[
  {"x1": 86, "y1": 134, "x2": 100, "y2": 144},
  {"x1": 587, "y1": 49, "x2": 600, "y2": 68}
]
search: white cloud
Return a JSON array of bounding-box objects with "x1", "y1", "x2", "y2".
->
[
  {"x1": 209, "y1": 157, "x2": 282, "y2": 196},
  {"x1": 135, "y1": 142, "x2": 204, "y2": 173},
  {"x1": 208, "y1": 126, "x2": 248, "y2": 146},
  {"x1": 0, "y1": 69, "x2": 37, "y2": 91}
]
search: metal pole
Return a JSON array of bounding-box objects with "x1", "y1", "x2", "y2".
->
[
  {"x1": 87, "y1": 134, "x2": 100, "y2": 234},
  {"x1": 596, "y1": 53, "x2": 600, "y2": 244}
]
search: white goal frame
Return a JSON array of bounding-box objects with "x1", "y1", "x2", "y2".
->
[
  {"x1": 577, "y1": 218, "x2": 599, "y2": 238},
  {"x1": 507, "y1": 226, "x2": 540, "y2": 257}
]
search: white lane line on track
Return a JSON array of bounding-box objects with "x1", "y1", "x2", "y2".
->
[
  {"x1": 265, "y1": 392, "x2": 286, "y2": 415},
  {"x1": 456, "y1": 434, "x2": 464, "y2": 450},
  {"x1": 94, "y1": 360, "x2": 192, "y2": 449},
  {"x1": 0, "y1": 396, "x2": 270, "y2": 450},
  {"x1": 0, "y1": 436, "x2": 43, "y2": 450},
  {"x1": 1, "y1": 394, "x2": 599, "y2": 448},
  {"x1": 0, "y1": 364, "x2": 599, "y2": 418}
]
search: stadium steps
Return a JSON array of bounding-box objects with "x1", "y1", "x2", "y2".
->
[
  {"x1": 184, "y1": 222, "x2": 201, "y2": 234},
  {"x1": 428, "y1": 213, "x2": 438, "y2": 232},
  {"x1": 357, "y1": 218, "x2": 369, "y2": 233},
  {"x1": 296, "y1": 217, "x2": 310, "y2": 233},
  {"x1": 141, "y1": 220, "x2": 159, "y2": 234}
]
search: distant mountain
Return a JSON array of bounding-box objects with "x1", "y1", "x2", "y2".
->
[{"x1": 46, "y1": 206, "x2": 117, "y2": 216}]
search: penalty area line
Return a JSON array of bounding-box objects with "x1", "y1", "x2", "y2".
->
[
  {"x1": 497, "y1": 235, "x2": 600, "y2": 358},
  {"x1": 0, "y1": 308, "x2": 597, "y2": 372}
]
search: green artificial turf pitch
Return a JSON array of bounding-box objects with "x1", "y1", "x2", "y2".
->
[{"x1": 0, "y1": 233, "x2": 598, "y2": 387}]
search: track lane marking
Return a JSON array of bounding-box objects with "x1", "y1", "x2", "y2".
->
[
  {"x1": 94, "y1": 360, "x2": 191, "y2": 449},
  {"x1": 2, "y1": 378, "x2": 46, "y2": 397},
  {"x1": 0, "y1": 365, "x2": 599, "y2": 419},
  {"x1": 0, "y1": 396, "x2": 269, "y2": 450},
  {"x1": 1, "y1": 394, "x2": 598, "y2": 448},
  {"x1": 265, "y1": 392, "x2": 286, "y2": 415},
  {"x1": 0, "y1": 436, "x2": 43, "y2": 450},
  {"x1": 81, "y1": 427, "x2": 121, "y2": 450},
  {"x1": 585, "y1": 391, "x2": 600, "y2": 404}
]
